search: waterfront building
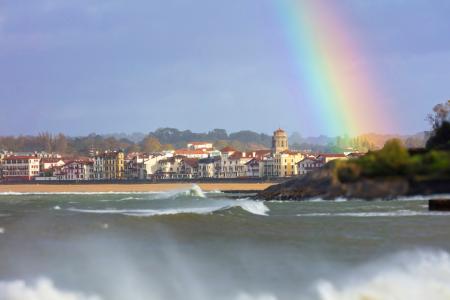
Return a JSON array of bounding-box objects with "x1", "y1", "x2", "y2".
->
[
  {"x1": 274, "y1": 150, "x2": 305, "y2": 177},
  {"x1": 198, "y1": 157, "x2": 220, "y2": 178},
  {"x1": 245, "y1": 158, "x2": 263, "y2": 177},
  {"x1": 40, "y1": 158, "x2": 66, "y2": 175},
  {"x1": 154, "y1": 156, "x2": 184, "y2": 179},
  {"x1": 58, "y1": 160, "x2": 94, "y2": 181},
  {"x1": 93, "y1": 150, "x2": 125, "y2": 180},
  {"x1": 125, "y1": 154, "x2": 146, "y2": 180},
  {"x1": 297, "y1": 157, "x2": 324, "y2": 175},
  {"x1": 0, "y1": 155, "x2": 41, "y2": 181},
  {"x1": 142, "y1": 154, "x2": 167, "y2": 179},
  {"x1": 178, "y1": 158, "x2": 199, "y2": 179}
]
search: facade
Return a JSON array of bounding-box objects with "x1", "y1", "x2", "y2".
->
[
  {"x1": 245, "y1": 158, "x2": 262, "y2": 177},
  {"x1": 58, "y1": 160, "x2": 94, "y2": 181},
  {"x1": 297, "y1": 157, "x2": 324, "y2": 175},
  {"x1": 0, "y1": 156, "x2": 41, "y2": 181},
  {"x1": 174, "y1": 149, "x2": 210, "y2": 159},
  {"x1": 187, "y1": 142, "x2": 213, "y2": 150},
  {"x1": 317, "y1": 153, "x2": 348, "y2": 164},
  {"x1": 125, "y1": 154, "x2": 146, "y2": 180},
  {"x1": 154, "y1": 156, "x2": 184, "y2": 179},
  {"x1": 94, "y1": 150, "x2": 125, "y2": 180},
  {"x1": 198, "y1": 157, "x2": 220, "y2": 178},
  {"x1": 40, "y1": 158, "x2": 65, "y2": 176}
]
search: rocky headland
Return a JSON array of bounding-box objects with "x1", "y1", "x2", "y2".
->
[{"x1": 258, "y1": 164, "x2": 450, "y2": 201}]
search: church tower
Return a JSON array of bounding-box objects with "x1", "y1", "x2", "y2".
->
[{"x1": 272, "y1": 128, "x2": 288, "y2": 154}]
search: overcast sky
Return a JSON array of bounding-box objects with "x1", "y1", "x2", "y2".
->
[{"x1": 0, "y1": 0, "x2": 449, "y2": 136}]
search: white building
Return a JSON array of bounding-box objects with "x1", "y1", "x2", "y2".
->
[
  {"x1": 58, "y1": 160, "x2": 94, "y2": 181},
  {"x1": 317, "y1": 153, "x2": 348, "y2": 164},
  {"x1": 198, "y1": 157, "x2": 220, "y2": 178},
  {"x1": 187, "y1": 142, "x2": 213, "y2": 150},
  {"x1": 297, "y1": 157, "x2": 324, "y2": 175},
  {"x1": 0, "y1": 155, "x2": 41, "y2": 181}
]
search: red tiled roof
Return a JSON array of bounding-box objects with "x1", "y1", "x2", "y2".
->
[
  {"x1": 220, "y1": 146, "x2": 237, "y2": 153},
  {"x1": 174, "y1": 149, "x2": 207, "y2": 155}
]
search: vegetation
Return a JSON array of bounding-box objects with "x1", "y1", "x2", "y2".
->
[{"x1": 336, "y1": 101, "x2": 450, "y2": 182}]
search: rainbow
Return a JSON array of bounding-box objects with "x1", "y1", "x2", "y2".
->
[{"x1": 272, "y1": 0, "x2": 389, "y2": 135}]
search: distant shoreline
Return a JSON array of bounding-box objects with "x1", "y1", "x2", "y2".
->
[{"x1": 0, "y1": 182, "x2": 276, "y2": 193}]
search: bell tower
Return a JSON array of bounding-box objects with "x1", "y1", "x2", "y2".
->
[{"x1": 272, "y1": 128, "x2": 288, "y2": 154}]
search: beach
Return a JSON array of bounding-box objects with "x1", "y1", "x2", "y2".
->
[{"x1": 0, "y1": 182, "x2": 275, "y2": 193}]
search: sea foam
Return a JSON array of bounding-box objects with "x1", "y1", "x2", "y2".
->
[
  {"x1": 316, "y1": 250, "x2": 450, "y2": 300},
  {"x1": 0, "y1": 278, "x2": 101, "y2": 300}
]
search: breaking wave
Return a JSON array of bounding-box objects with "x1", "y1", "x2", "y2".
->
[
  {"x1": 3, "y1": 250, "x2": 449, "y2": 300},
  {"x1": 235, "y1": 250, "x2": 450, "y2": 300},
  {"x1": 67, "y1": 199, "x2": 269, "y2": 217},
  {"x1": 0, "y1": 278, "x2": 101, "y2": 300},
  {"x1": 316, "y1": 250, "x2": 450, "y2": 300}
]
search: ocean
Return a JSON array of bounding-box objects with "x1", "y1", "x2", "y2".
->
[{"x1": 0, "y1": 185, "x2": 449, "y2": 300}]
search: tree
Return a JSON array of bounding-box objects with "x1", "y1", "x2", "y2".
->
[
  {"x1": 427, "y1": 100, "x2": 450, "y2": 130},
  {"x1": 426, "y1": 121, "x2": 450, "y2": 150},
  {"x1": 54, "y1": 133, "x2": 68, "y2": 154},
  {"x1": 426, "y1": 101, "x2": 450, "y2": 150},
  {"x1": 141, "y1": 137, "x2": 162, "y2": 153}
]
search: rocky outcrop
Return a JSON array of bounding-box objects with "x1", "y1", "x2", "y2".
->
[{"x1": 258, "y1": 166, "x2": 450, "y2": 201}]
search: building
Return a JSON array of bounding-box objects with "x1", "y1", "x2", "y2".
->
[
  {"x1": 94, "y1": 150, "x2": 125, "y2": 180},
  {"x1": 40, "y1": 158, "x2": 65, "y2": 176},
  {"x1": 187, "y1": 142, "x2": 213, "y2": 150},
  {"x1": 178, "y1": 158, "x2": 199, "y2": 179},
  {"x1": 58, "y1": 160, "x2": 94, "y2": 181},
  {"x1": 154, "y1": 156, "x2": 184, "y2": 179},
  {"x1": 174, "y1": 149, "x2": 210, "y2": 159},
  {"x1": 198, "y1": 157, "x2": 220, "y2": 178},
  {"x1": 272, "y1": 128, "x2": 289, "y2": 154},
  {"x1": 0, "y1": 155, "x2": 41, "y2": 181},
  {"x1": 125, "y1": 154, "x2": 146, "y2": 180},
  {"x1": 245, "y1": 158, "x2": 263, "y2": 177},
  {"x1": 297, "y1": 157, "x2": 324, "y2": 175},
  {"x1": 317, "y1": 153, "x2": 348, "y2": 164}
]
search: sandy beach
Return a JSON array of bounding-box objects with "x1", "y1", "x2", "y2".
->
[{"x1": 0, "y1": 182, "x2": 275, "y2": 193}]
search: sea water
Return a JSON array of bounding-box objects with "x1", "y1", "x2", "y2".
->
[{"x1": 0, "y1": 185, "x2": 449, "y2": 300}]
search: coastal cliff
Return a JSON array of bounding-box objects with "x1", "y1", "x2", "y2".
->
[{"x1": 258, "y1": 164, "x2": 450, "y2": 200}]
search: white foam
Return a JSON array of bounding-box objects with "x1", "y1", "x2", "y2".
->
[
  {"x1": 316, "y1": 250, "x2": 450, "y2": 300},
  {"x1": 0, "y1": 278, "x2": 101, "y2": 300},
  {"x1": 0, "y1": 227, "x2": 4, "y2": 234},
  {"x1": 297, "y1": 210, "x2": 450, "y2": 217},
  {"x1": 67, "y1": 206, "x2": 220, "y2": 217},
  {"x1": 53, "y1": 206, "x2": 61, "y2": 210},
  {"x1": 236, "y1": 199, "x2": 270, "y2": 216},
  {"x1": 66, "y1": 198, "x2": 269, "y2": 217}
]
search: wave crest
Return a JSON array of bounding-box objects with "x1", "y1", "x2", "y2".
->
[
  {"x1": 0, "y1": 278, "x2": 101, "y2": 300},
  {"x1": 316, "y1": 250, "x2": 450, "y2": 300}
]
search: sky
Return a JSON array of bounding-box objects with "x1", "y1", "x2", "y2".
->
[{"x1": 0, "y1": 0, "x2": 449, "y2": 136}]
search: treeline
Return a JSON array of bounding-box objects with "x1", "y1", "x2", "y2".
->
[
  {"x1": 0, "y1": 124, "x2": 431, "y2": 156},
  {"x1": 0, "y1": 129, "x2": 273, "y2": 156}
]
